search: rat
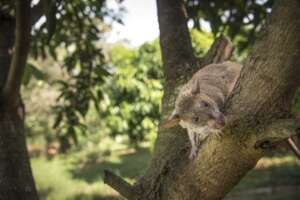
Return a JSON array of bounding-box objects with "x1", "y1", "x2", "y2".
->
[{"x1": 161, "y1": 61, "x2": 242, "y2": 159}]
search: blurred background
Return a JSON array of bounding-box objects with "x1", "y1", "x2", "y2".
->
[{"x1": 6, "y1": 0, "x2": 300, "y2": 199}]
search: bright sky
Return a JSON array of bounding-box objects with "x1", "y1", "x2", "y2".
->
[{"x1": 107, "y1": 0, "x2": 159, "y2": 47}]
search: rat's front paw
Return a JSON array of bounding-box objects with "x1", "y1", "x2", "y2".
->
[{"x1": 189, "y1": 146, "x2": 198, "y2": 159}]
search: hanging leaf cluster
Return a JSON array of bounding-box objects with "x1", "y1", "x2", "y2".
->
[{"x1": 28, "y1": 0, "x2": 124, "y2": 149}]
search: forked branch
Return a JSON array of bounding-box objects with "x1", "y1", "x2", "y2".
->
[{"x1": 104, "y1": 35, "x2": 234, "y2": 199}]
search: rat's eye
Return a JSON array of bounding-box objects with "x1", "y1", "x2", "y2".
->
[
  {"x1": 193, "y1": 117, "x2": 199, "y2": 123},
  {"x1": 201, "y1": 101, "x2": 210, "y2": 108}
]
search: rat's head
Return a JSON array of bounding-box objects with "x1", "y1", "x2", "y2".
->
[{"x1": 161, "y1": 82, "x2": 226, "y2": 130}]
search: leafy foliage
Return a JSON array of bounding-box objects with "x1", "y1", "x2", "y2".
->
[
  {"x1": 98, "y1": 42, "x2": 163, "y2": 145},
  {"x1": 185, "y1": 0, "x2": 274, "y2": 52},
  {"x1": 190, "y1": 29, "x2": 214, "y2": 57},
  {"x1": 22, "y1": 63, "x2": 47, "y2": 85},
  {"x1": 27, "y1": 0, "x2": 125, "y2": 150},
  {"x1": 1, "y1": 0, "x2": 125, "y2": 150},
  {"x1": 0, "y1": 0, "x2": 14, "y2": 16}
]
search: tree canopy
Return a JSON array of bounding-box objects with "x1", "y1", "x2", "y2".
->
[{"x1": 1, "y1": 0, "x2": 299, "y2": 149}]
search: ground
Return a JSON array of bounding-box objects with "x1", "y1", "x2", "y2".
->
[{"x1": 30, "y1": 138, "x2": 300, "y2": 200}]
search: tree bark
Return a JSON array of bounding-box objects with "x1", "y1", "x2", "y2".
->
[
  {"x1": 104, "y1": 0, "x2": 300, "y2": 199},
  {"x1": 0, "y1": 12, "x2": 14, "y2": 91},
  {"x1": 0, "y1": 107, "x2": 38, "y2": 200},
  {"x1": 0, "y1": 1, "x2": 39, "y2": 199}
]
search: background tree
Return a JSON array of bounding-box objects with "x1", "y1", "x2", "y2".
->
[
  {"x1": 0, "y1": 1, "x2": 38, "y2": 199},
  {"x1": 0, "y1": 0, "x2": 122, "y2": 198},
  {"x1": 104, "y1": 0, "x2": 300, "y2": 199}
]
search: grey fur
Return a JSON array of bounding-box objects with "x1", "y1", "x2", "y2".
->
[{"x1": 173, "y1": 61, "x2": 242, "y2": 159}]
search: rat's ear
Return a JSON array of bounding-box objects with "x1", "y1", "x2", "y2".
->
[
  {"x1": 191, "y1": 79, "x2": 200, "y2": 95},
  {"x1": 160, "y1": 111, "x2": 181, "y2": 129}
]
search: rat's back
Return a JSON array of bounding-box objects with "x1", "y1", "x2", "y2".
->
[{"x1": 190, "y1": 61, "x2": 242, "y2": 95}]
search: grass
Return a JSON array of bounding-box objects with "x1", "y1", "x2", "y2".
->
[
  {"x1": 31, "y1": 138, "x2": 152, "y2": 200},
  {"x1": 226, "y1": 155, "x2": 300, "y2": 200},
  {"x1": 31, "y1": 139, "x2": 300, "y2": 200}
]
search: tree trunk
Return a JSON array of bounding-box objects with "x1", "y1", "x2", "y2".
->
[
  {"x1": 0, "y1": 107, "x2": 38, "y2": 200},
  {"x1": 104, "y1": 0, "x2": 300, "y2": 199},
  {"x1": 0, "y1": 11, "x2": 39, "y2": 200},
  {"x1": 0, "y1": 13, "x2": 14, "y2": 91}
]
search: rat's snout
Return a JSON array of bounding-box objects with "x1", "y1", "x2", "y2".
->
[
  {"x1": 209, "y1": 111, "x2": 226, "y2": 128},
  {"x1": 216, "y1": 113, "x2": 225, "y2": 127}
]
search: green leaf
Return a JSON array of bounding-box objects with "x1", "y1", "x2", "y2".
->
[
  {"x1": 68, "y1": 127, "x2": 78, "y2": 144},
  {"x1": 30, "y1": 64, "x2": 46, "y2": 80},
  {"x1": 22, "y1": 63, "x2": 46, "y2": 85},
  {"x1": 53, "y1": 112, "x2": 63, "y2": 129}
]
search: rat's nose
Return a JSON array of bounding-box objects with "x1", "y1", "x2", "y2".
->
[
  {"x1": 209, "y1": 111, "x2": 226, "y2": 128},
  {"x1": 216, "y1": 114, "x2": 225, "y2": 126}
]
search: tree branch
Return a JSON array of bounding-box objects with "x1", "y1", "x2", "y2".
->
[
  {"x1": 254, "y1": 119, "x2": 300, "y2": 159},
  {"x1": 0, "y1": 12, "x2": 15, "y2": 91},
  {"x1": 255, "y1": 119, "x2": 300, "y2": 144},
  {"x1": 157, "y1": 0, "x2": 197, "y2": 82},
  {"x1": 104, "y1": 35, "x2": 236, "y2": 199},
  {"x1": 225, "y1": 0, "x2": 300, "y2": 130},
  {"x1": 287, "y1": 137, "x2": 300, "y2": 159},
  {"x1": 1, "y1": 0, "x2": 31, "y2": 106},
  {"x1": 103, "y1": 170, "x2": 138, "y2": 200},
  {"x1": 201, "y1": 35, "x2": 234, "y2": 66}
]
